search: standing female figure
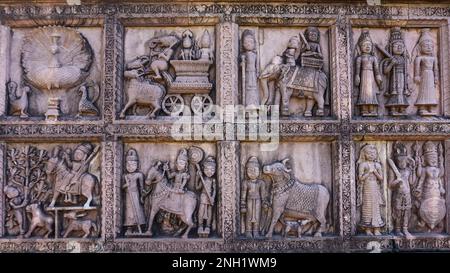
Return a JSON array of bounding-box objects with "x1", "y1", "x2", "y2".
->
[{"x1": 241, "y1": 29, "x2": 260, "y2": 108}]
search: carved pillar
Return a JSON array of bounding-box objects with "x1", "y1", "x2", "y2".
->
[
  {"x1": 104, "y1": 15, "x2": 120, "y2": 123},
  {"x1": 445, "y1": 139, "x2": 450, "y2": 233},
  {"x1": 0, "y1": 26, "x2": 11, "y2": 116},
  {"x1": 441, "y1": 21, "x2": 450, "y2": 117},
  {"x1": 0, "y1": 142, "x2": 5, "y2": 237},
  {"x1": 102, "y1": 140, "x2": 117, "y2": 243},
  {"x1": 217, "y1": 141, "x2": 239, "y2": 242},
  {"x1": 216, "y1": 21, "x2": 239, "y2": 108},
  {"x1": 114, "y1": 139, "x2": 123, "y2": 239}
]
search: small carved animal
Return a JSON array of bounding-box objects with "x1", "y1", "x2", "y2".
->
[
  {"x1": 77, "y1": 84, "x2": 99, "y2": 117},
  {"x1": 283, "y1": 219, "x2": 312, "y2": 238},
  {"x1": 63, "y1": 211, "x2": 98, "y2": 238},
  {"x1": 25, "y1": 203, "x2": 54, "y2": 238},
  {"x1": 8, "y1": 81, "x2": 31, "y2": 118}
]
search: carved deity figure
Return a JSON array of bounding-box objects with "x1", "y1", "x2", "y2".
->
[
  {"x1": 123, "y1": 149, "x2": 146, "y2": 236},
  {"x1": 166, "y1": 148, "x2": 190, "y2": 191},
  {"x1": 240, "y1": 157, "x2": 268, "y2": 238},
  {"x1": 388, "y1": 142, "x2": 415, "y2": 239},
  {"x1": 4, "y1": 185, "x2": 27, "y2": 237},
  {"x1": 299, "y1": 27, "x2": 323, "y2": 60},
  {"x1": 413, "y1": 141, "x2": 446, "y2": 231},
  {"x1": 240, "y1": 29, "x2": 260, "y2": 107},
  {"x1": 355, "y1": 29, "x2": 383, "y2": 117},
  {"x1": 357, "y1": 144, "x2": 385, "y2": 235},
  {"x1": 380, "y1": 27, "x2": 411, "y2": 116},
  {"x1": 413, "y1": 29, "x2": 439, "y2": 116},
  {"x1": 180, "y1": 30, "x2": 195, "y2": 61},
  {"x1": 48, "y1": 143, "x2": 99, "y2": 208},
  {"x1": 283, "y1": 36, "x2": 300, "y2": 66},
  {"x1": 195, "y1": 156, "x2": 216, "y2": 236},
  {"x1": 199, "y1": 30, "x2": 214, "y2": 61}
]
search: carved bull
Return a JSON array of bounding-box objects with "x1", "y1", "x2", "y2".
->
[{"x1": 263, "y1": 158, "x2": 330, "y2": 237}]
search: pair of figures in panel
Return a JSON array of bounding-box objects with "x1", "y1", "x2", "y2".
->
[
  {"x1": 122, "y1": 147, "x2": 217, "y2": 239},
  {"x1": 240, "y1": 157, "x2": 330, "y2": 239},
  {"x1": 355, "y1": 27, "x2": 439, "y2": 117},
  {"x1": 4, "y1": 143, "x2": 101, "y2": 239},
  {"x1": 241, "y1": 27, "x2": 328, "y2": 118},
  {"x1": 357, "y1": 142, "x2": 446, "y2": 238}
]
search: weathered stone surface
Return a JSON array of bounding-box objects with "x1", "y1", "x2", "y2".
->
[{"x1": 0, "y1": 1, "x2": 449, "y2": 253}]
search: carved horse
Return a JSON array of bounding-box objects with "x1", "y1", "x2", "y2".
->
[
  {"x1": 46, "y1": 154, "x2": 99, "y2": 209},
  {"x1": 263, "y1": 158, "x2": 330, "y2": 238},
  {"x1": 259, "y1": 56, "x2": 327, "y2": 117},
  {"x1": 144, "y1": 161, "x2": 197, "y2": 239},
  {"x1": 119, "y1": 56, "x2": 166, "y2": 119}
]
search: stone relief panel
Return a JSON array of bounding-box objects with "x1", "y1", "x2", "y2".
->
[
  {"x1": 239, "y1": 26, "x2": 331, "y2": 118},
  {"x1": 3, "y1": 26, "x2": 103, "y2": 121},
  {"x1": 120, "y1": 142, "x2": 219, "y2": 239},
  {"x1": 239, "y1": 142, "x2": 333, "y2": 239},
  {"x1": 355, "y1": 141, "x2": 447, "y2": 238},
  {"x1": 2, "y1": 142, "x2": 102, "y2": 239},
  {"x1": 121, "y1": 26, "x2": 216, "y2": 119},
  {"x1": 352, "y1": 27, "x2": 442, "y2": 118}
]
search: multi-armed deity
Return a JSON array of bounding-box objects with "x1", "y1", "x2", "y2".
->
[
  {"x1": 120, "y1": 29, "x2": 214, "y2": 118},
  {"x1": 355, "y1": 29, "x2": 383, "y2": 117},
  {"x1": 380, "y1": 27, "x2": 411, "y2": 116},
  {"x1": 413, "y1": 29, "x2": 439, "y2": 116},
  {"x1": 258, "y1": 26, "x2": 328, "y2": 117}
]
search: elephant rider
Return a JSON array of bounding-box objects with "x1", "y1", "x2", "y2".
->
[{"x1": 59, "y1": 143, "x2": 94, "y2": 204}]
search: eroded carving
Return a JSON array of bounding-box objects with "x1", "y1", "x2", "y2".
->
[
  {"x1": 7, "y1": 81, "x2": 31, "y2": 118},
  {"x1": 121, "y1": 29, "x2": 214, "y2": 118},
  {"x1": 355, "y1": 29, "x2": 383, "y2": 117},
  {"x1": 357, "y1": 144, "x2": 385, "y2": 235}
]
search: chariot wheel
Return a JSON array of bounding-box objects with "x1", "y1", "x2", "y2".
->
[
  {"x1": 191, "y1": 94, "x2": 213, "y2": 115},
  {"x1": 162, "y1": 94, "x2": 184, "y2": 116}
]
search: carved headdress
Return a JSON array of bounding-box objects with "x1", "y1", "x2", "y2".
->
[
  {"x1": 246, "y1": 156, "x2": 260, "y2": 168},
  {"x1": 241, "y1": 29, "x2": 256, "y2": 52},
  {"x1": 203, "y1": 156, "x2": 216, "y2": 168},
  {"x1": 389, "y1": 27, "x2": 404, "y2": 45},
  {"x1": 422, "y1": 141, "x2": 438, "y2": 156},
  {"x1": 304, "y1": 26, "x2": 320, "y2": 42},
  {"x1": 75, "y1": 142, "x2": 93, "y2": 155},
  {"x1": 357, "y1": 143, "x2": 380, "y2": 164},
  {"x1": 126, "y1": 149, "x2": 139, "y2": 162},
  {"x1": 418, "y1": 28, "x2": 433, "y2": 45},
  {"x1": 177, "y1": 148, "x2": 189, "y2": 163},
  {"x1": 356, "y1": 28, "x2": 374, "y2": 56},
  {"x1": 393, "y1": 142, "x2": 407, "y2": 157}
]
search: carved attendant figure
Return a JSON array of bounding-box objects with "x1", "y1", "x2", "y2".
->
[
  {"x1": 240, "y1": 157, "x2": 268, "y2": 238},
  {"x1": 123, "y1": 149, "x2": 146, "y2": 235},
  {"x1": 414, "y1": 29, "x2": 439, "y2": 116},
  {"x1": 195, "y1": 156, "x2": 216, "y2": 236},
  {"x1": 4, "y1": 185, "x2": 27, "y2": 237},
  {"x1": 241, "y1": 30, "x2": 260, "y2": 107},
  {"x1": 381, "y1": 27, "x2": 411, "y2": 116},
  {"x1": 355, "y1": 29, "x2": 383, "y2": 117},
  {"x1": 283, "y1": 36, "x2": 300, "y2": 66},
  {"x1": 414, "y1": 141, "x2": 446, "y2": 231},
  {"x1": 357, "y1": 144, "x2": 385, "y2": 235},
  {"x1": 388, "y1": 142, "x2": 415, "y2": 239}
]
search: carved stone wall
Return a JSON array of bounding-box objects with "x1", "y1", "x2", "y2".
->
[{"x1": 0, "y1": 1, "x2": 450, "y2": 253}]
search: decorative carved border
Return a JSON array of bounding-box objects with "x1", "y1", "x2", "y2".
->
[{"x1": 0, "y1": 143, "x2": 5, "y2": 237}]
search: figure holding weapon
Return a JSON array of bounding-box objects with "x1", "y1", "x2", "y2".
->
[{"x1": 195, "y1": 156, "x2": 217, "y2": 237}]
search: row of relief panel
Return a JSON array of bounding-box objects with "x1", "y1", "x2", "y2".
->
[
  {"x1": 0, "y1": 21, "x2": 448, "y2": 121},
  {"x1": 0, "y1": 140, "x2": 448, "y2": 240}
]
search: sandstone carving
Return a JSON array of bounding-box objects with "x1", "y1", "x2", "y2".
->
[
  {"x1": 260, "y1": 27, "x2": 328, "y2": 117},
  {"x1": 241, "y1": 30, "x2": 260, "y2": 108},
  {"x1": 355, "y1": 29, "x2": 383, "y2": 117},
  {"x1": 7, "y1": 81, "x2": 31, "y2": 118},
  {"x1": 121, "y1": 29, "x2": 214, "y2": 118},
  {"x1": 240, "y1": 156, "x2": 269, "y2": 238},
  {"x1": 413, "y1": 141, "x2": 446, "y2": 231},
  {"x1": 379, "y1": 27, "x2": 411, "y2": 116},
  {"x1": 4, "y1": 144, "x2": 100, "y2": 239},
  {"x1": 21, "y1": 26, "x2": 94, "y2": 121},
  {"x1": 263, "y1": 158, "x2": 330, "y2": 238},
  {"x1": 388, "y1": 142, "x2": 415, "y2": 239},
  {"x1": 413, "y1": 29, "x2": 439, "y2": 116},
  {"x1": 77, "y1": 83, "x2": 99, "y2": 117},
  {"x1": 357, "y1": 144, "x2": 385, "y2": 235}
]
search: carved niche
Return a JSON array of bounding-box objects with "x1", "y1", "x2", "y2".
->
[
  {"x1": 121, "y1": 27, "x2": 215, "y2": 119},
  {"x1": 242, "y1": 26, "x2": 331, "y2": 118},
  {"x1": 356, "y1": 141, "x2": 447, "y2": 237},
  {"x1": 239, "y1": 142, "x2": 333, "y2": 239},
  {"x1": 121, "y1": 143, "x2": 219, "y2": 239},
  {"x1": 3, "y1": 143, "x2": 102, "y2": 239},
  {"x1": 3, "y1": 25, "x2": 102, "y2": 121},
  {"x1": 352, "y1": 27, "x2": 442, "y2": 117}
]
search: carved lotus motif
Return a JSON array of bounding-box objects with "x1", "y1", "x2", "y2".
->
[{"x1": 21, "y1": 26, "x2": 93, "y2": 92}]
